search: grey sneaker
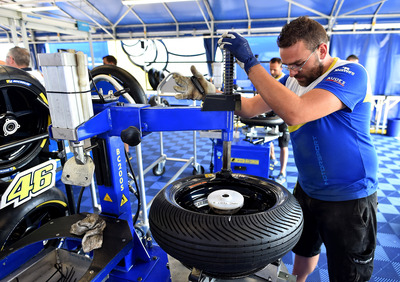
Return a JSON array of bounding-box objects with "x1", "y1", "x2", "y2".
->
[{"x1": 275, "y1": 173, "x2": 286, "y2": 184}]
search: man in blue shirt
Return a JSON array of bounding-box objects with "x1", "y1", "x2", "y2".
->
[
  {"x1": 173, "y1": 16, "x2": 378, "y2": 281},
  {"x1": 218, "y1": 16, "x2": 378, "y2": 282}
]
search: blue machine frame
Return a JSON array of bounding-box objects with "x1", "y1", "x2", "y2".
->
[{"x1": 0, "y1": 99, "x2": 235, "y2": 281}]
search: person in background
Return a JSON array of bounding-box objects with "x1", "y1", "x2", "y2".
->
[
  {"x1": 103, "y1": 55, "x2": 117, "y2": 65},
  {"x1": 346, "y1": 54, "x2": 359, "y2": 63},
  {"x1": 269, "y1": 57, "x2": 287, "y2": 80},
  {"x1": 268, "y1": 57, "x2": 290, "y2": 184},
  {"x1": 6, "y1": 46, "x2": 45, "y2": 86}
]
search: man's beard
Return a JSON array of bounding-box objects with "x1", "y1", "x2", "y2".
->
[{"x1": 295, "y1": 61, "x2": 324, "y2": 87}]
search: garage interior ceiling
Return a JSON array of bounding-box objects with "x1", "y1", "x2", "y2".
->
[{"x1": 0, "y1": 0, "x2": 399, "y2": 43}]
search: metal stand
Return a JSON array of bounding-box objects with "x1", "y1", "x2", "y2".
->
[
  {"x1": 152, "y1": 74, "x2": 203, "y2": 177},
  {"x1": 242, "y1": 125, "x2": 279, "y2": 145},
  {"x1": 137, "y1": 74, "x2": 205, "y2": 218},
  {"x1": 370, "y1": 95, "x2": 400, "y2": 134},
  {"x1": 168, "y1": 255, "x2": 296, "y2": 282}
]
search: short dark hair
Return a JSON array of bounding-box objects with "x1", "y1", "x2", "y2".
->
[
  {"x1": 270, "y1": 57, "x2": 282, "y2": 65},
  {"x1": 346, "y1": 54, "x2": 359, "y2": 61},
  {"x1": 277, "y1": 16, "x2": 328, "y2": 51},
  {"x1": 103, "y1": 55, "x2": 117, "y2": 65}
]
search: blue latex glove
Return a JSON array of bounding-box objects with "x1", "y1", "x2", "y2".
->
[{"x1": 218, "y1": 31, "x2": 260, "y2": 74}]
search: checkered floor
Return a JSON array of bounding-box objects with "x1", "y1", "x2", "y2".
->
[{"x1": 68, "y1": 130, "x2": 400, "y2": 282}]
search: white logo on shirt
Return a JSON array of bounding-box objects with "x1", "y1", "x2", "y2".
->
[{"x1": 334, "y1": 67, "x2": 355, "y2": 75}]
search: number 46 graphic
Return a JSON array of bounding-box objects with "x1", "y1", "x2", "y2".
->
[{"x1": 0, "y1": 160, "x2": 57, "y2": 209}]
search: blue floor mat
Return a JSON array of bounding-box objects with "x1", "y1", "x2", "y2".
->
[{"x1": 60, "y1": 132, "x2": 400, "y2": 282}]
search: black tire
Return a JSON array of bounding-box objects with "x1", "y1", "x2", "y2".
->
[
  {"x1": 148, "y1": 68, "x2": 165, "y2": 90},
  {"x1": 149, "y1": 173, "x2": 303, "y2": 279},
  {"x1": 240, "y1": 115, "x2": 284, "y2": 127},
  {"x1": 155, "y1": 70, "x2": 165, "y2": 87},
  {"x1": 90, "y1": 65, "x2": 147, "y2": 104},
  {"x1": 0, "y1": 184, "x2": 68, "y2": 250},
  {"x1": 0, "y1": 66, "x2": 49, "y2": 177},
  {"x1": 148, "y1": 68, "x2": 158, "y2": 90}
]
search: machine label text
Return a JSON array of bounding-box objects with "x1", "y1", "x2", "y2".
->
[
  {"x1": 231, "y1": 158, "x2": 259, "y2": 165},
  {"x1": 116, "y1": 148, "x2": 124, "y2": 191}
]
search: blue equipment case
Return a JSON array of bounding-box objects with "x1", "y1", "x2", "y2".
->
[{"x1": 214, "y1": 138, "x2": 271, "y2": 178}]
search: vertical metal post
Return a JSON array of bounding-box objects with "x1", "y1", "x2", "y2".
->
[
  {"x1": 224, "y1": 50, "x2": 235, "y2": 95},
  {"x1": 222, "y1": 50, "x2": 235, "y2": 171},
  {"x1": 89, "y1": 33, "x2": 95, "y2": 69},
  {"x1": 56, "y1": 140, "x2": 76, "y2": 215},
  {"x1": 20, "y1": 20, "x2": 29, "y2": 50},
  {"x1": 9, "y1": 18, "x2": 19, "y2": 45},
  {"x1": 192, "y1": 100, "x2": 199, "y2": 171},
  {"x1": 135, "y1": 142, "x2": 149, "y2": 234},
  {"x1": 222, "y1": 140, "x2": 232, "y2": 171},
  {"x1": 90, "y1": 179, "x2": 101, "y2": 212}
]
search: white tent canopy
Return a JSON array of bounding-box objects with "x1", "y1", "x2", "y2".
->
[{"x1": 0, "y1": 0, "x2": 399, "y2": 44}]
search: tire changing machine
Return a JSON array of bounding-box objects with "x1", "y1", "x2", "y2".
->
[{"x1": 0, "y1": 51, "x2": 295, "y2": 282}]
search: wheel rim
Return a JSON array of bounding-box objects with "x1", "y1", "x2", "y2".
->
[
  {"x1": 175, "y1": 178, "x2": 278, "y2": 215},
  {"x1": 90, "y1": 65, "x2": 147, "y2": 104},
  {"x1": 91, "y1": 74, "x2": 135, "y2": 104},
  {"x1": 0, "y1": 84, "x2": 49, "y2": 176}
]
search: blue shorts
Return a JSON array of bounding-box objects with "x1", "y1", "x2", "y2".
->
[{"x1": 292, "y1": 183, "x2": 377, "y2": 282}]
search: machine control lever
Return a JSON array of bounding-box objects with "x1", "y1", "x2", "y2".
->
[{"x1": 121, "y1": 126, "x2": 142, "y2": 147}]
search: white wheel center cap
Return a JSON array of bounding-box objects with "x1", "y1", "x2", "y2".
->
[{"x1": 207, "y1": 189, "x2": 244, "y2": 214}]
